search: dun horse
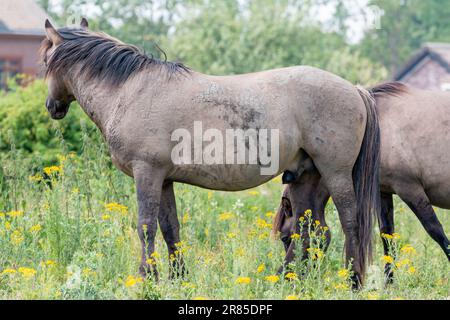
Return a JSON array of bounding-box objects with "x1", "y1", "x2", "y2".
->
[
  {"x1": 41, "y1": 19, "x2": 380, "y2": 286},
  {"x1": 274, "y1": 83, "x2": 450, "y2": 280}
]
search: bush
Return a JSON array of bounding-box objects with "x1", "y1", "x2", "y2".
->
[{"x1": 0, "y1": 80, "x2": 97, "y2": 164}]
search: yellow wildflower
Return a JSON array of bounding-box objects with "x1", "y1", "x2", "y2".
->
[
  {"x1": 105, "y1": 202, "x2": 128, "y2": 215},
  {"x1": 29, "y1": 224, "x2": 42, "y2": 233},
  {"x1": 1, "y1": 268, "x2": 16, "y2": 275},
  {"x1": 304, "y1": 209, "x2": 312, "y2": 217},
  {"x1": 285, "y1": 295, "x2": 299, "y2": 300},
  {"x1": 265, "y1": 275, "x2": 280, "y2": 283},
  {"x1": 401, "y1": 244, "x2": 416, "y2": 255},
  {"x1": 45, "y1": 260, "x2": 57, "y2": 267},
  {"x1": 338, "y1": 269, "x2": 350, "y2": 279},
  {"x1": 235, "y1": 277, "x2": 251, "y2": 284},
  {"x1": 43, "y1": 166, "x2": 61, "y2": 176},
  {"x1": 218, "y1": 212, "x2": 234, "y2": 221},
  {"x1": 265, "y1": 211, "x2": 275, "y2": 218},
  {"x1": 291, "y1": 233, "x2": 301, "y2": 240},
  {"x1": 334, "y1": 283, "x2": 349, "y2": 290},
  {"x1": 4, "y1": 221, "x2": 11, "y2": 230},
  {"x1": 395, "y1": 258, "x2": 411, "y2": 269},
  {"x1": 0, "y1": 212, "x2": 4, "y2": 219},
  {"x1": 29, "y1": 174, "x2": 42, "y2": 182},
  {"x1": 124, "y1": 275, "x2": 143, "y2": 287},
  {"x1": 101, "y1": 214, "x2": 111, "y2": 221},
  {"x1": 257, "y1": 264, "x2": 265, "y2": 273},
  {"x1": 193, "y1": 296, "x2": 208, "y2": 300},
  {"x1": 307, "y1": 248, "x2": 324, "y2": 260},
  {"x1": 367, "y1": 292, "x2": 379, "y2": 300},
  {"x1": 182, "y1": 281, "x2": 197, "y2": 289},
  {"x1": 182, "y1": 212, "x2": 190, "y2": 224},
  {"x1": 285, "y1": 272, "x2": 298, "y2": 280},
  {"x1": 227, "y1": 232, "x2": 237, "y2": 239},
  {"x1": 314, "y1": 220, "x2": 321, "y2": 226},
  {"x1": 207, "y1": 191, "x2": 213, "y2": 200},
  {"x1": 10, "y1": 230, "x2": 24, "y2": 245},
  {"x1": 18, "y1": 267, "x2": 37, "y2": 279},
  {"x1": 146, "y1": 258, "x2": 156, "y2": 265},
  {"x1": 407, "y1": 266, "x2": 416, "y2": 274},
  {"x1": 248, "y1": 191, "x2": 259, "y2": 196},
  {"x1": 382, "y1": 255, "x2": 394, "y2": 264},
  {"x1": 256, "y1": 217, "x2": 272, "y2": 229},
  {"x1": 7, "y1": 211, "x2": 23, "y2": 218}
]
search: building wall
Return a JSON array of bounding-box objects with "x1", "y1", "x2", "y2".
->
[
  {"x1": 400, "y1": 56, "x2": 450, "y2": 91},
  {"x1": 0, "y1": 34, "x2": 44, "y2": 75}
]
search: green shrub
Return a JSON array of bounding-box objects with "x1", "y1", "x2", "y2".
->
[{"x1": 0, "y1": 80, "x2": 96, "y2": 164}]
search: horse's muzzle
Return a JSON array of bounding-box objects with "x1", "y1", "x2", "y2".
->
[{"x1": 46, "y1": 97, "x2": 70, "y2": 120}]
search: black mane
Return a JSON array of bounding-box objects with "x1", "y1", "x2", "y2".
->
[{"x1": 40, "y1": 27, "x2": 189, "y2": 86}]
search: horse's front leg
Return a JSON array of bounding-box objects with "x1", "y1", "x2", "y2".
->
[
  {"x1": 158, "y1": 182, "x2": 186, "y2": 279},
  {"x1": 134, "y1": 162, "x2": 166, "y2": 280}
]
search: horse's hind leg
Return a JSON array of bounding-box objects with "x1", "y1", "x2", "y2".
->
[
  {"x1": 318, "y1": 169, "x2": 364, "y2": 288},
  {"x1": 397, "y1": 187, "x2": 450, "y2": 261},
  {"x1": 378, "y1": 193, "x2": 395, "y2": 282},
  {"x1": 158, "y1": 182, "x2": 186, "y2": 278}
]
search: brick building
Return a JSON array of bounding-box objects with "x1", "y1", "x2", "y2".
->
[
  {"x1": 394, "y1": 43, "x2": 450, "y2": 91},
  {"x1": 0, "y1": 0, "x2": 48, "y2": 89}
]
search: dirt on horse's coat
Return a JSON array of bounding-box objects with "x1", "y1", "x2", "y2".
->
[{"x1": 41, "y1": 18, "x2": 380, "y2": 286}]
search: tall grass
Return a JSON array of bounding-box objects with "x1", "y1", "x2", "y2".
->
[{"x1": 0, "y1": 126, "x2": 448, "y2": 300}]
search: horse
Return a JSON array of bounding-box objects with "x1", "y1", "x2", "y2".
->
[
  {"x1": 40, "y1": 18, "x2": 381, "y2": 287},
  {"x1": 273, "y1": 82, "x2": 450, "y2": 281}
]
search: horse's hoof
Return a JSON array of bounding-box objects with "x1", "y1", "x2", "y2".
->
[
  {"x1": 350, "y1": 274, "x2": 362, "y2": 291},
  {"x1": 139, "y1": 263, "x2": 159, "y2": 282}
]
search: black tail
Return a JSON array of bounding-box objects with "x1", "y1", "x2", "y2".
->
[{"x1": 353, "y1": 86, "x2": 381, "y2": 280}]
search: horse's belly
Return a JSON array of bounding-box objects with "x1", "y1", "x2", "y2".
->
[{"x1": 168, "y1": 164, "x2": 278, "y2": 191}]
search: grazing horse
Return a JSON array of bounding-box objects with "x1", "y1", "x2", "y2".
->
[
  {"x1": 274, "y1": 82, "x2": 450, "y2": 280},
  {"x1": 40, "y1": 18, "x2": 380, "y2": 286}
]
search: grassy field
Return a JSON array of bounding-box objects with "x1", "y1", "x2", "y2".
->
[{"x1": 0, "y1": 132, "x2": 449, "y2": 300}]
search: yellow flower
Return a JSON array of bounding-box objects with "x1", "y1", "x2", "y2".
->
[
  {"x1": 248, "y1": 191, "x2": 259, "y2": 196},
  {"x1": 227, "y1": 232, "x2": 236, "y2": 239},
  {"x1": 105, "y1": 202, "x2": 128, "y2": 215},
  {"x1": 291, "y1": 233, "x2": 301, "y2": 240},
  {"x1": 101, "y1": 214, "x2": 111, "y2": 221},
  {"x1": 193, "y1": 296, "x2": 208, "y2": 300},
  {"x1": 182, "y1": 281, "x2": 197, "y2": 289},
  {"x1": 7, "y1": 211, "x2": 23, "y2": 218},
  {"x1": 265, "y1": 275, "x2": 280, "y2": 283},
  {"x1": 314, "y1": 220, "x2": 321, "y2": 226},
  {"x1": 255, "y1": 217, "x2": 272, "y2": 229},
  {"x1": 235, "y1": 277, "x2": 251, "y2": 284},
  {"x1": 29, "y1": 224, "x2": 42, "y2": 233},
  {"x1": 265, "y1": 211, "x2": 275, "y2": 218},
  {"x1": 182, "y1": 213, "x2": 190, "y2": 224},
  {"x1": 382, "y1": 255, "x2": 394, "y2": 264},
  {"x1": 82, "y1": 268, "x2": 97, "y2": 277},
  {"x1": 400, "y1": 244, "x2": 416, "y2": 255},
  {"x1": 124, "y1": 275, "x2": 143, "y2": 287},
  {"x1": 250, "y1": 206, "x2": 259, "y2": 212},
  {"x1": 285, "y1": 295, "x2": 299, "y2": 300},
  {"x1": 285, "y1": 272, "x2": 298, "y2": 280},
  {"x1": 334, "y1": 283, "x2": 349, "y2": 290},
  {"x1": 367, "y1": 292, "x2": 379, "y2": 300},
  {"x1": 207, "y1": 191, "x2": 213, "y2": 200},
  {"x1": 4, "y1": 221, "x2": 11, "y2": 230},
  {"x1": 151, "y1": 251, "x2": 160, "y2": 259},
  {"x1": 43, "y1": 166, "x2": 61, "y2": 176},
  {"x1": 395, "y1": 258, "x2": 411, "y2": 269},
  {"x1": 45, "y1": 260, "x2": 57, "y2": 267},
  {"x1": 10, "y1": 230, "x2": 24, "y2": 245},
  {"x1": 1, "y1": 268, "x2": 17, "y2": 275},
  {"x1": 0, "y1": 212, "x2": 4, "y2": 219},
  {"x1": 18, "y1": 267, "x2": 37, "y2": 279},
  {"x1": 338, "y1": 269, "x2": 350, "y2": 279},
  {"x1": 29, "y1": 174, "x2": 42, "y2": 182},
  {"x1": 146, "y1": 258, "x2": 156, "y2": 265},
  {"x1": 307, "y1": 248, "x2": 324, "y2": 260},
  {"x1": 407, "y1": 266, "x2": 416, "y2": 274},
  {"x1": 304, "y1": 209, "x2": 312, "y2": 217},
  {"x1": 273, "y1": 175, "x2": 282, "y2": 183},
  {"x1": 257, "y1": 264, "x2": 265, "y2": 273},
  {"x1": 218, "y1": 212, "x2": 234, "y2": 221}
]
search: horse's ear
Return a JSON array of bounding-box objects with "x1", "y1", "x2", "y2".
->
[
  {"x1": 80, "y1": 17, "x2": 89, "y2": 30},
  {"x1": 45, "y1": 19, "x2": 63, "y2": 45}
]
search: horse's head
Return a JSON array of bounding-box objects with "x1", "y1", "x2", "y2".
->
[
  {"x1": 273, "y1": 191, "x2": 295, "y2": 252},
  {"x1": 41, "y1": 19, "x2": 89, "y2": 120}
]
